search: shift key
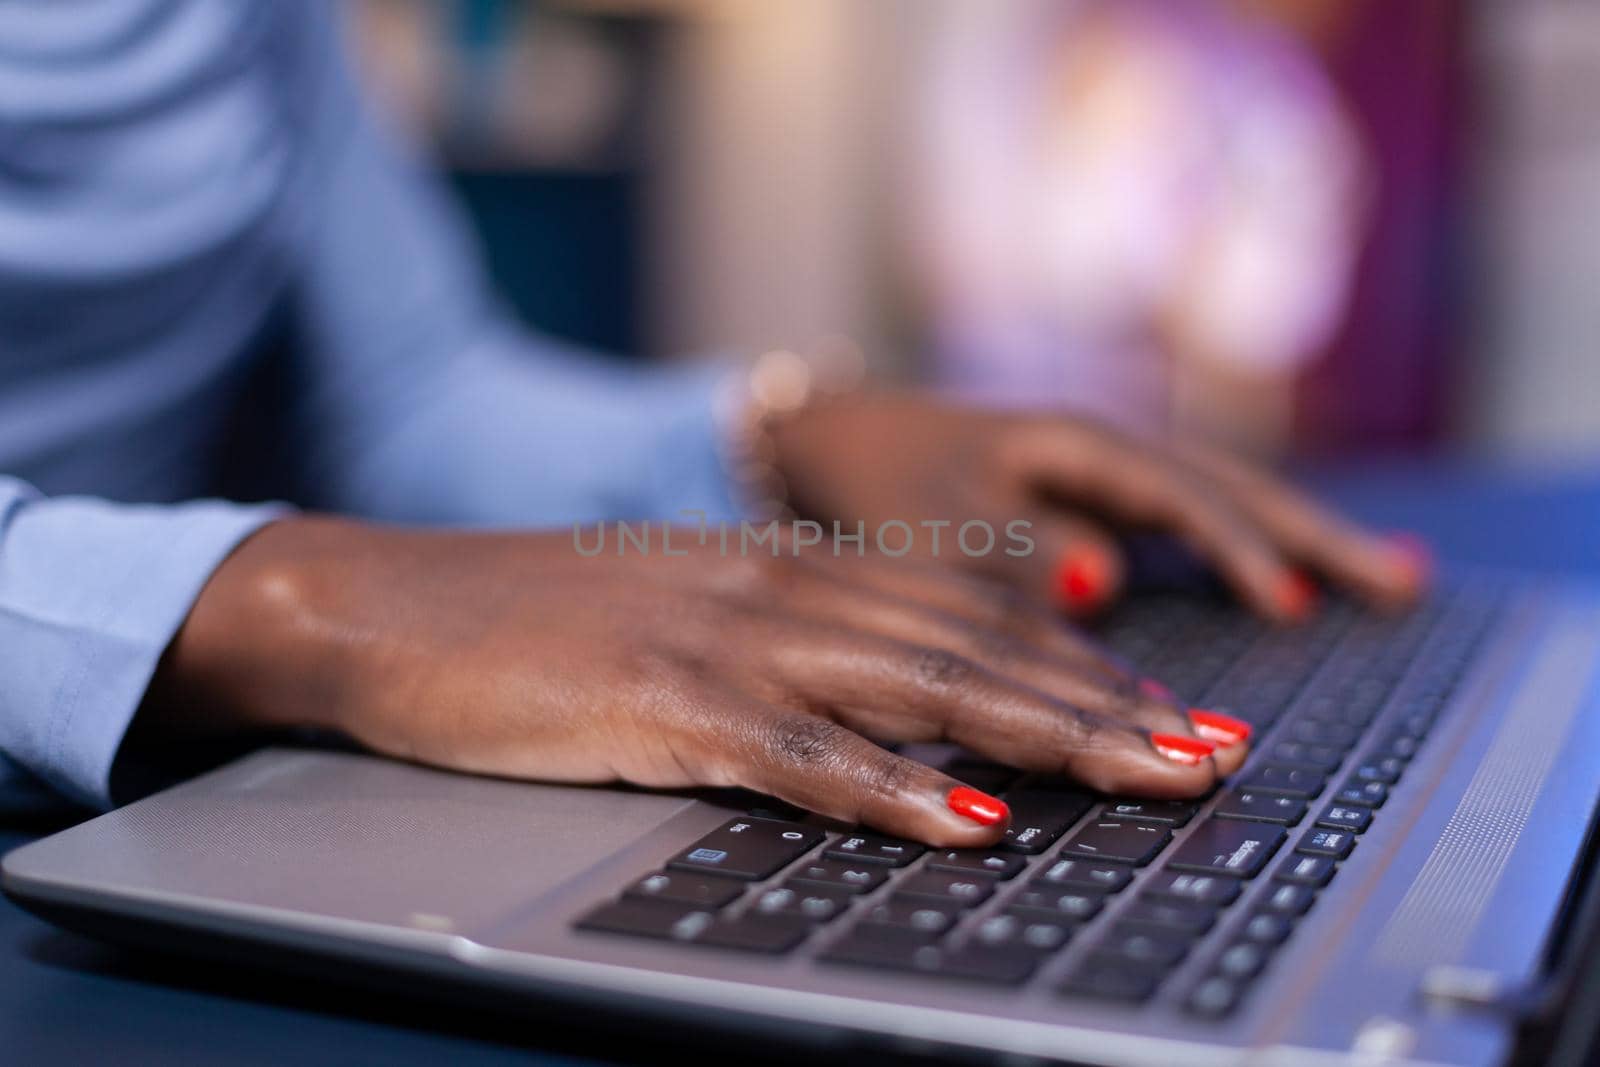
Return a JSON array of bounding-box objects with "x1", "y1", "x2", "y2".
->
[
  {"x1": 669, "y1": 819, "x2": 825, "y2": 880},
  {"x1": 1167, "y1": 820, "x2": 1285, "y2": 879}
]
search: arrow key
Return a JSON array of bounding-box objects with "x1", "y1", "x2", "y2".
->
[{"x1": 927, "y1": 849, "x2": 1028, "y2": 880}]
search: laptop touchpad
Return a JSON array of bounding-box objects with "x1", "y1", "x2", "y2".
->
[{"x1": 14, "y1": 749, "x2": 695, "y2": 937}]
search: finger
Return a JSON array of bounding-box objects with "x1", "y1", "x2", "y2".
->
[
  {"x1": 728, "y1": 703, "x2": 1012, "y2": 847},
  {"x1": 778, "y1": 579, "x2": 1193, "y2": 740},
  {"x1": 795, "y1": 551, "x2": 1135, "y2": 684},
  {"x1": 985, "y1": 509, "x2": 1126, "y2": 617},
  {"x1": 1180, "y1": 445, "x2": 1430, "y2": 606},
  {"x1": 1005, "y1": 424, "x2": 1303, "y2": 622},
  {"x1": 771, "y1": 631, "x2": 1224, "y2": 797}
]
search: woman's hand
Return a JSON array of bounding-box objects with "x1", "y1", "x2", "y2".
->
[
  {"x1": 146, "y1": 519, "x2": 1252, "y2": 846},
  {"x1": 771, "y1": 394, "x2": 1429, "y2": 619}
]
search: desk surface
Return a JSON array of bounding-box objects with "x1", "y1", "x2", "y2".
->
[{"x1": 3, "y1": 462, "x2": 1596, "y2": 1066}]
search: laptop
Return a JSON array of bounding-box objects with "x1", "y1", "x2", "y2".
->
[{"x1": 5, "y1": 574, "x2": 1600, "y2": 1066}]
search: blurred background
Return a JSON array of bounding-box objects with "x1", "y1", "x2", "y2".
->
[{"x1": 350, "y1": 0, "x2": 1600, "y2": 465}]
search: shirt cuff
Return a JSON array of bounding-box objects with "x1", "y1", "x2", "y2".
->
[
  {"x1": 0, "y1": 494, "x2": 289, "y2": 809},
  {"x1": 644, "y1": 359, "x2": 746, "y2": 526}
]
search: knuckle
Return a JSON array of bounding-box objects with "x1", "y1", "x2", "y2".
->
[
  {"x1": 861, "y1": 754, "x2": 915, "y2": 800},
  {"x1": 1059, "y1": 704, "x2": 1105, "y2": 750},
  {"x1": 967, "y1": 626, "x2": 1024, "y2": 672},
  {"x1": 706, "y1": 551, "x2": 810, "y2": 603},
  {"x1": 708, "y1": 553, "x2": 779, "y2": 598},
  {"x1": 910, "y1": 646, "x2": 976, "y2": 692},
  {"x1": 771, "y1": 715, "x2": 848, "y2": 767},
  {"x1": 977, "y1": 582, "x2": 1032, "y2": 631},
  {"x1": 993, "y1": 584, "x2": 1032, "y2": 621},
  {"x1": 1106, "y1": 675, "x2": 1143, "y2": 709},
  {"x1": 626, "y1": 647, "x2": 712, "y2": 692}
]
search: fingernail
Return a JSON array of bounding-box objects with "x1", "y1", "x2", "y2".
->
[
  {"x1": 1138, "y1": 678, "x2": 1175, "y2": 702},
  {"x1": 1275, "y1": 570, "x2": 1317, "y2": 621},
  {"x1": 1150, "y1": 732, "x2": 1216, "y2": 765},
  {"x1": 1053, "y1": 544, "x2": 1112, "y2": 612},
  {"x1": 1187, "y1": 708, "x2": 1252, "y2": 747},
  {"x1": 946, "y1": 785, "x2": 1009, "y2": 826},
  {"x1": 1386, "y1": 532, "x2": 1433, "y2": 588}
]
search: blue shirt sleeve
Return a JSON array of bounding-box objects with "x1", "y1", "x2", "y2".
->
[
  {"x1": 0, "y1": 476, "x2": 286, "y2": 810},
  {"x1": 279, "y1": 5, "x2": 742, "y2": 527},
  {"x1": 0, "y1": 4, "x2": 744, "y2": 815}
]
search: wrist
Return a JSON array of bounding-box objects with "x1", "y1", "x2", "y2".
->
[
  {"x1": 718, "y1": 342, "x2": 867, "y2": 520},
  {"x1": 143, "y1": 516, "x2": 372, "y2": 739}
]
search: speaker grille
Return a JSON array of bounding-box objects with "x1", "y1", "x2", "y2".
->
[{"x1": 1373, "y1": 609, "x2": 1599, "y2": 966}]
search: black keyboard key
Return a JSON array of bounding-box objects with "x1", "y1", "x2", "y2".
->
[
  {"x1": 789, "y1": 858, "x2": 890, "y2": 893},
  {"x1": 1275, "y1": 854, "x2": 1336, "y2": 887},
  {"x1": 1101, "y1": 926, "x2": 1193, "y2": 968},
  {"x1": 1297, "y1": 829, "x2": 1356, "y2": 859},
  {"x1": 896, "y1": 870, "x2": 995, "y2": 906},
  {"x1": 1062, "y1": 819, "x2": 1172, "y2": 865},
  {"x1": 1101, "y1": 798, "x2": 1201, "y2": 827},
  {"x1": 1212, "y1": 789, "x2": 1307, "y2": 826},
  {"x1": 1330, "y1": 698, "x2": 1381, "y2": 728},
  {"x1": 1268, "y1": 742, "x2": 1345, "y2": 773},
  {"x1": 581, "y1": 896, "x2": 813, "y2": 954},
  {"x1": 668, "y1": 819, "x2": 824, "y2": 880},
  {"x1": 973, "y1": 912, "x2": 1072, "y2": 953},
  {"x1": 577, "y1": 898, "x2": 714, "y2": 942},
  {"x1": 1241, "y1": 912, "x2": 1293, "y2": 945},
  {"x1": 999, "y1": 789, "x2": 1094, "y2": 853},
  {"x1": 624, "y1": 871, "x2": 744, "y2": 908},
  {"x1": 1142, "y1": 870, "x2": 1241, "y2": 907},
  {"x1": 1240, "y1": 763, "x2": 1327, "y2": 798},
  {"x1": 1168, "y1": 820, "x2": 1285, "y2": 878},
  {"x1": 1187, "y1": 975, "x2": 1245, "y2": 1017},
  {"x1": 1009, "y1": 888, "x2": 1104, "y2": 922},
  {"x1": 1059, "y1": 955, "x2": 1162, "y2": 1003},
  {"x1": 1354, "y1": 757, "x2": 1405, "y2": 785},
  {"x1": 1260, "y1": 883, "x2": 1316, "y2": 916},
  {"x1": 820, "y1": 933, "x2": 944, "y2": 973},
  {"x1": 753, "y1": 884, "x2": 852, "y2": 923},
  {"x1": 927, "y1": 849, "x2": 1027, "y2": 880},
  {"x1": 935, "y1": 945, "x2": 1042, "y2": 985},
  {"x1": 1121, "y1": 899, "x2": 1217, "y2": 937},
  {"x1": 1214, "y1": 941, "x2": 1270, "y2": 980},
  {"x1": 1032, "y1": 857, "x2": 1133, "y2": 893},
  {"x1": 825, "y1": 833, "x2": 925, "y2": 867},
  {"x1": 1395, "y1": 710, "x2": 1434, "y2": 738},
  {"x1": 698, "y1": 913, "x2": 812, "y2": 954},
  {"x1": 860, "y1": 898, "x2": 962, "y2": 936},
  {"x1": 1381, "y1": 731, "x2": 1422, "y2": 761},
  {"x1": 747, "y1": 800, "x2": 807, "y2": 821},
  {"x1": 1289, "y1": 720, "x2": 1360, "y2": 748},
  {"x1": 820, "y1": 931, "x2": 1036, "y2": 984},
  {"x1": 1334, "y1": 778, "x2": 1389, "y2": 808},
  {"x1": 1315, "y1": 804, "x2": 1373, "y2": 833}
]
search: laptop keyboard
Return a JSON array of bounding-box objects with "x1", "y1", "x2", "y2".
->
[{"x1": 574, "y1": 586, "x2": 1502, "y2": 1017}]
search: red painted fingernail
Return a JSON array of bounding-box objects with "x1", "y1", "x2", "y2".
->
[
  {"x1": 946, "y1": 785, "x2": 1009, "y2": 826},
  {"x1": 1275, "y1": 570, "x2": 1318, "y2": 621},
  {"x1": 1187, "y1": 708, "x2": 1252, "y2": 746},
  {"x1": 1138, "y1": 678, "x2": 1175, "y2": 702},
  {"x1": 1386, "y1": 532, "x2": 1433, "y2": 588},
  {"x1": 1150, "y1": 732, "x2": 1216, "y2": 765},
  {"x1": 1053, "y1": 544, "x2": 1113, "y2": 613}
]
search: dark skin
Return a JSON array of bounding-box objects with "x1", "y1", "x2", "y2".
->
[{"x1": 143, "y1": 396, "x2": 1425, "y2": 846}]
